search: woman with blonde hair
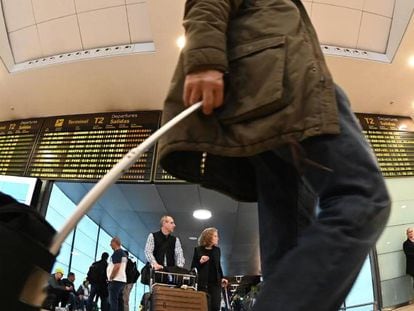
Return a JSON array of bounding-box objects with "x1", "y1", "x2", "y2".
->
[{"x1": 191, "y1": 227, "x2": 228, "y2": 311}]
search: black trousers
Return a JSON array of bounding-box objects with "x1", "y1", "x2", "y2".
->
[{"x1": 200, "y1": 284, "x2": 221, "y2": 311}]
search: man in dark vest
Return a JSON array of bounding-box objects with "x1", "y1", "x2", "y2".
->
[
  {"x1": 144, "y1": 215, "x2": 185, "y2": 270},
  {"x1": 403, "y1": 227, "x2": 414, "y2": 287}
]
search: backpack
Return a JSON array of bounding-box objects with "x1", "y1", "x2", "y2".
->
[
  {"x1": 126, "y1": 258, "x2": 140, "y2": 284},
  {"x1": 87, "y1": 262, "x2": 101, "y2": 284}
]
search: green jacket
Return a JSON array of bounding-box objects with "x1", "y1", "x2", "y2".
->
[{"x1": 159, "y1": 0, "x2": 340, "y2": 201}]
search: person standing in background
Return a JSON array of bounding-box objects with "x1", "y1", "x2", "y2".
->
[
  {"x1": 191, "y1": 227, "x2": 228, "y2": 311},
  {"x1": 122, "y1": 251, "x2": 134, "y2": 311},
  {"x1": 403, "y1": 227, "x2": 414, "y2": 287},
  {"x1": 144, "y1": 215, "x2": 185, "y2": 270},
  {"x1": 87, "y1": 252, "x2": 109, "y2": 311},
  {"x1": 107, "y1": 237, "x2": 127, "y2": 311}
]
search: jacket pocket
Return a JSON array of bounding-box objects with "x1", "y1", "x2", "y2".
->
[{"x1": 218, "y1": 35, "x2": 287, "y2": 124}]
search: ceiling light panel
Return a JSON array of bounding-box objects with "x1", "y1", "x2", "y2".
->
[
  {"x1": 32, "y1": 0, "x2": 76, "y2": 23},
  {"x1": 306, "y1": 0, "x2": 401, "y2": 61},
  {"x1": 1, "y1": 0, "x2": 153, "y2": 65},
  {"x1": 2, "y1": 0, "x2": 35, "y2": 32},
  {"x1": 357, "y1": 12, "x2": 392, "y2": 53}
]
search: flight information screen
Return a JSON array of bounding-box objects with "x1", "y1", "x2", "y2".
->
[
  {"x1": 26, "y1": 111, "x2": 161, "y2": 182},
  {"x1": 0, "y1": 119, "x2": 43, "y2": 176},
  {"x1": 153, "y1": 160, "x2": 184, "y2": 183},
  {"x1": 356, "y1": 113, "x2": 414, "y2": 177}
]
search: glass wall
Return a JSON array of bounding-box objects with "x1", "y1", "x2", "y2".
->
[
  {"x1": 376, "y1": 177, "x2": 414, "y2": 308},
  {"x1": 0, "y1": 175, "x2": 39, "y2": 204},
  {"x1": 341, "y1": 257, "x2": 375, "y2": 310},
  {"x1": 46, "y1": 183, "x2": 146, "y2": 310},
  {"x1": 46, "y1": 185, "x2": 76, "y2": 275}
]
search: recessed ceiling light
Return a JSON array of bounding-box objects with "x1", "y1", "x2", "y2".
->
[
  {"x1": 189, "y1": 236, "x2": 198, "y2": 240},
  {"x1": 176, "y1": 35, "x2": 186, "y2": 49},
  {"x1": 401, "y1": 205, "x2": 407, "y2": 209},
  {"x1": 409, "y1": 56, "x2": 414, "y2": 68},
  {"x1": 193, "y1": 209, "x2": 212, "y2": 220}
]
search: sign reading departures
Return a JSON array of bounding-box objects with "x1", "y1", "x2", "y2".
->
[
  {"x1": 0, "y1": 119, "x2": 43, "y2": 176},
  {"x1": 26, "y1": 111, "x2": 160, "y2": 182},
  {"x1": 356, "y1": 113, "x2": 414, "y2": 177},
  {"x1": 2, "y1": 111, "x2": 413, "y2": 182}
]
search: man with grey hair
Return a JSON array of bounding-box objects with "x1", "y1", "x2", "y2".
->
[{"x1": 144, "y1": 215, "x2": 185, "y2": 270}]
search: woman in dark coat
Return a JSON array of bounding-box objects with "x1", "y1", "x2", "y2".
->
[{"x1": 191, "y1": 228, "x2": 228, "y2": 311}]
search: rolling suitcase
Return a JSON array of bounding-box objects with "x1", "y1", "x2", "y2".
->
[
  {"x1": 5, "y1": 103, "x2": 202, "y2": 310},
  {"x1": 151, "y1": 286, "x2": 208, "y2": 311}
]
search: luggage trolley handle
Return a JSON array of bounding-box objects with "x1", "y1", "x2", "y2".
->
[
  {"x1": 49, "y1": 102, "x2": 202, "y2": 256},
  {"x1": 151, "y1": 268, "x2": 199, "y2": 291}
]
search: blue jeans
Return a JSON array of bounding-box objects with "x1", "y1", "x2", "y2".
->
[
  {"x1": 108, "y1": 281, "x2": 125, "y2": 311},
  {"x1": 251, "y1": 86, "x2": 390, "y2": 310}
]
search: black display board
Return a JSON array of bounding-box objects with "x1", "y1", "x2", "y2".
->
[
  {"x1": 153, "y1": 161, "x2": 184, "y2": 183},
  {"x1": 356, "y1": 113, "x2": 414, "y2": 177},
  {"x1": 26, "y1": 111, "x2": 161, "y2": 182},
  {"x1": 0, "y1": 119, "x2": 43, "y2": 176}
]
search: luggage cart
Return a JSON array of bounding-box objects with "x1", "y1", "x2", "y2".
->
[
  {"x1": 149, "y1": 268, "x2": 208, "y2": 311},
  {"x1": 151, "y1": 269, "x2": 198, "y2": 291},
  {"x1": 14, "y1": 102, "x2": 202, "y2": 310}
]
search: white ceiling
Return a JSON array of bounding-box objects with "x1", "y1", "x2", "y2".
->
[
  {"x1": 304, "y1": 0, "x2": 395, "y2": 53},
  {"x1": 0, "y1": 0, "x2": 413, "y2": 122},
  {"x1": 2, "y1": 0, "x2": 152, "y2": 63}
]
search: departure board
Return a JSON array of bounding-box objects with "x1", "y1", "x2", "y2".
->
[
  {"x1": 0, "y1": 119, "x2": 43, "y2": 176},
  {"x1": 153, "y1": 162, "x2": 184, "y2": 183},
  {"x1": 356, "y1": 113, "x2": 414, "y2": 177},
  {"x1": 27, "y1": 111, "x2": 161, "y2": 182}
]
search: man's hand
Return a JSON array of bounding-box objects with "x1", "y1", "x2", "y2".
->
[
  {"x1": 152, "y1": 263, "x2": 164, "y2": 271},
  {"x1": 184, "y1": 70, "x2": 224, "y2": 115}
]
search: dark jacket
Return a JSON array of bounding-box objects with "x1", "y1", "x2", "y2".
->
[
  {"x1": 191, "y1": 246, "x2": 224, "y2": 287},
  {"x1": 47, "y1": 274, "x2": 66, "y2": 292},
  {"x1": 159, "y1": 0, "x2": 339, "y2": 202},
  {"x1": 403, "y1": 239, "x2": 414, "y2": 276},
  {"x1": 62, "y1": 278, "x2": 77, "y2": 296},
  {"x1": 89, "y1": 259, "x2": 108, "y2": 285},
  {"x1": 153, "y1": 230, "x2": 177, "y2": 267}
]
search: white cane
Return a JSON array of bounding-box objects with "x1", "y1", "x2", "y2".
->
[{"x1": 49, "y1": 102, "x2": 202, "y2": 255}]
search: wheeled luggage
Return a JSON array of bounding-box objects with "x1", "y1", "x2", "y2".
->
[{"x1": 151, "y1": 285, "x2": 208, "y2": 311}]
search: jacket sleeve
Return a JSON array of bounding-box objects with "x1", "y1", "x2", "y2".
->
[
  {"x1": 182, "y1": 0, "x2": 244, "y2": 74},
  {"x1": 174, "y1": 237, "x2": 185, "y2": 267},
  {"x1": 144, "y1": 233, "x2": 158, "y2": 265},
  {"x1": 191, "y1": 247, "x2": 201, "y2": 270},
  {"x1": 217, "y1": 247, "x2": 224, "y2": 279},
  {"x1": 48, "y1": 276, "x2": 66, "y2": 291}
]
